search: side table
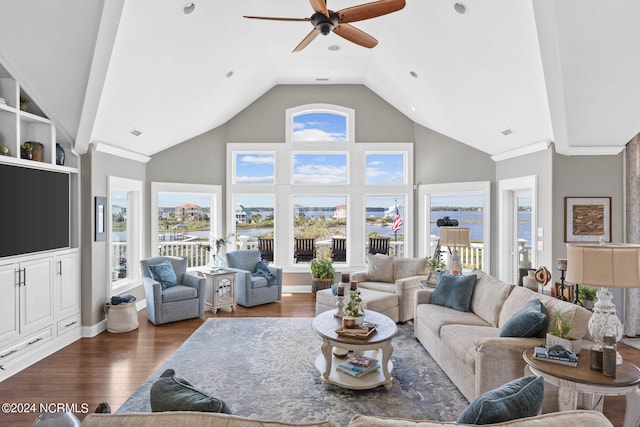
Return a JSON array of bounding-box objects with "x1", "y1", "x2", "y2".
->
[
  {"x1": 198, "y1": 269, "x2": 236, "y2": 313},
  {"x1": 523, "y1": 348, "x2": 640, "y2": 427}
]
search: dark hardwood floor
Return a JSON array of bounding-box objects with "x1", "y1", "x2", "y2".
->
[{"x1": 0, "y1": 292, "x2": 637, "y2": 426}]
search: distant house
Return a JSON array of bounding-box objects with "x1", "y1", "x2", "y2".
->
[
  {"x1": 175, "y1": 203, "x2": 202, "y2": 220},
  {"x1": 236, "y1": 203, "x2": 252, "y2": 224},
  {"x1": 334, "y1": 204, "x2": 346, "y2": 219}
]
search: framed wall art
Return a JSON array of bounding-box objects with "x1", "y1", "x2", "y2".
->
[
  {"x1": 564, "y1": 197, "x2": 611, "y2": 243},
  {"x1": 95, "y1": 196, "x2": 107, "y2": 241}
]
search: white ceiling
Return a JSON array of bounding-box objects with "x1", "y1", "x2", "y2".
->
[{"x1": 1, "y1": 0, "x2": 639, "y2": 158}]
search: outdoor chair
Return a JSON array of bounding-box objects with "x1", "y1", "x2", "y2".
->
[
  {"x1": 140, "y1": 256, "x2": 206, "y2": 325},
  {"x1": 368, "y1": 237, "x2": 390, "y2": 255},
  {"x1": 294, "y1": 238, "x2": 316, "y2": 263},
  {"x1": 331, "y1": 237, "x2": 347, "y2": 262},
  {"x1": 258, "y1": 237, "x2": 274, "y2": 262},
  {"x1": 226, "y1": 249, "x2": 282, "y2": 307}
]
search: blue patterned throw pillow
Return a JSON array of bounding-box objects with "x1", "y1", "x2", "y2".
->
[
  {"x1": 430, "y1": 274, "x2": 477, "y2": 312},
  {"x1": 150, "y1": 369, "x2": 231, "y2": 414},
  {"x1": 456, "y1": 375, "x2": 544, "y2": 425},
  {"x1": 149, "y1": 260, "x2": 178, "y2": 290},
  {"x1": 500, "y1": 299, "x2": 548, "y2": 338}
]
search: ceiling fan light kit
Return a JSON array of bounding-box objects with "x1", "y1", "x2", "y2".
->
[{"x1": 244, "y1": 0, "x2": 406, "y2": 52}]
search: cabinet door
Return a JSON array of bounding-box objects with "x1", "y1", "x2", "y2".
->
[
  {"x1": 20, "y1": 257, "x2": 54, "y2": 334},
  {"x1": 0, "y1": 263, "x2": 19, "y2": 343},
  {"x1": 55, "y1": 252, "x2": 80, "y2": 317}
]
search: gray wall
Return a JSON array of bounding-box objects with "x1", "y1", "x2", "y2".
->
[{"x1": 81, "y1": 145, "x2": 147, "y2": 326}]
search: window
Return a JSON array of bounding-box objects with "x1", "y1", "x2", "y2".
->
[
  {"x1": 109, "y1": 176, "x2": 143, "y2": 293},
  {"x1": 419, "y1": 182, "x2": 491, "y2": 273},
  {"x1": 228, "y1": 104, "x2": 413, "y2": 270},
  {"x1": 366, "y1": 195, "x2": 405, "y2": 257},
  {"x1": 151, "y1": 183, "x2": 222, "y2": 270}
]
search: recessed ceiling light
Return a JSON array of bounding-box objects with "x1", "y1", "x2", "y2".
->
[
  {"x1": 130, "y1": 129, "x2": 142, "y2": 137},
  {"x1": 328, "y1": 45, "x2": 340, "y2": 51},
  {"x1": 454, "y1": 3, "x2": 467, "y2": 14},
  {"x1": 183, "y1": 2, "x2": 195, "y2": 15},
  {"x1": 226, "y1": 71, "x2": 234, "y2": 78},
  {"x1": 501, "y1": 128, "x2": 514, "y2": 136},
  {"x1": 410, "y1": 71, "x2": 418, "y2": 78}
]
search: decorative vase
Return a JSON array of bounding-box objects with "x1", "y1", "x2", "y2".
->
[
  {"x1": 342, "y1": 316, "x2": 364, "y2": 329},
  {"x1": 56, "y1": 143, "x2": 65, "y2": 165},
  {"x1": 32, "y1": 411, "x2": 81, "y2": 427},
  {"x1": 209, "y1": 253, "x2": 227, "y2": 272},
  {"x1": 523, "y1": 270, "x2": 538, "y2": 292},
  {"x1": 546, "y1": 332, "x2": 582, "y2": 354}
]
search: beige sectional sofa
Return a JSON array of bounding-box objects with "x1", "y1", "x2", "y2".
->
[
  {"x1": 350, "y1": 254, "x2": 430, "y2": 322},
  {"x1": 80, "y1": 410, "x2": 613, "y2": 426},
  {"x1": 414, "y1": 270, "x2": 592, "y2": 412}
]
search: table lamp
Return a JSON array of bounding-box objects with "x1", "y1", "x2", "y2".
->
[
  {"x1": 439, "y1": 227, "x2": 470, "y2": 274},
  {"x1": 566, "y1": 243, "x2": 640, "y2": 348}
]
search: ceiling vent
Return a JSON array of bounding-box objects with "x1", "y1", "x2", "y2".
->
[
  {"x1": 501, "y1": 128, "x2": 514, "y2": 136},
  {"x1": 130, "y1": 129, "x2": 142, "y2": 137}
]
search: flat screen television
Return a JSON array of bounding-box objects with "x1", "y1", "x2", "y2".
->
[{"x1": 0, "y1": 163, "x2": 70, "y2": 258}]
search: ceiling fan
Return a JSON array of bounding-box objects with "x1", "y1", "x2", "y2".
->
[{"x1": 244, "y1": 0, "x2": 406, "y2": 52}]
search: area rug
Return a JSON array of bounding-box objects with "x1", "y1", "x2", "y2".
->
[
  {"x1": 118, "y1": 318, "x2": 468, "y2": 426},
  {"x1": 620, "y1": 337, "x2": 640, "y2": 350}
]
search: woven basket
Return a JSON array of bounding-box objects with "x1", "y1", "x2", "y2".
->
[
  {"x1": 106, "y1": 301, "x2": 139, "y2": 333},
  {"x1": 312, "y1": 277, "x2": 335, "y2": 294}
]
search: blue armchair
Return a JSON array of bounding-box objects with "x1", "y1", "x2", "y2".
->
[
  {"x1": 226, "y1": 250, "x2": 282, "y2": 307},
  {"x1": 140, "y1": 256, "x2": 206, "y2": 325}
]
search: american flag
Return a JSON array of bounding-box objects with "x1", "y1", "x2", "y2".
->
[{"x1": 391, "y1": 206, "x2": 402, "y2": 232}]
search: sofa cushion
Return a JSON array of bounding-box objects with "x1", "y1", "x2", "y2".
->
[
  {"x1": 367, "y1": 254, "x2": 395, "y2": 283},
  {"x1": 470, "y1": 270, "x2": 515, "y2": 327},
  {"x1": 357, "y1": 282, "x2": 396, "y2": 293},
  {"x1": 499, "y1": 299, "x2": 548, "y2": 338},
  {"x1": 417, "y1": 304, "x2": 491, "y2": 337},
  {"x1": 149, "y1": 260, "x2": 178, "y2": 290},
  {"x1": 431, "y1": 274, "x2": 477, "y2": 312},
  {"x1": 150, "y1": 368, "x2": 231, "y2": 414},
  {"x1": 161, "y1": 285, "x2": 198, "y2": 303},
  {"x1": 393, "y1": 257, "x2": 427, "y2": 281},
  {"x1": 440, "y1": 324, "x2": 500, "y2": 373},
  {"x1": 456, "y1": 375, "x2": 544, "y2": 425},
  {"x1": 349, "y1": 411, "x2": 613, "y2": 427}
]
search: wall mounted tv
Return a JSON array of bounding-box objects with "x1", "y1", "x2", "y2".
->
[{"x1": 0, "y1": 164, "x2": 70, "y2": 258}]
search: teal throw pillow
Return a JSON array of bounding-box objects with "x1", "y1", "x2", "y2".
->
[
  {"x1": 149, "y1": 260, "x2": 178, "y2": 290},
  {"x1": 150, "y1": 368, "x2": 231, "y2": 414},
  {"x1": 430, "y1": 274, "x2": 477, "y2": 312},
  {"x1": 500, "y1": 299, "x2": 548, "y2": 338},
  {"x1": 456, "y1": 375, "x2": 544, "y2": 425}
]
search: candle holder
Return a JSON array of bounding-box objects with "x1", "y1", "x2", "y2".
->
[
  {"x1": 556, "y1": 258, "x2": 568, "y2": 302},
  {"x1": 335, "y1": 295, "x2": 346, "y2": 318}
]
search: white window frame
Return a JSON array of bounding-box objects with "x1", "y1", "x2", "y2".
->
[
  {"x1": 150, "y1": 182, "x2": 223, "y2": 270},
  {"x1": 108, "y1": 176, "x2": 143, "y2": 294},
  {"x1": 498, "y1": 175, "x2": 538, "y2": 283},
  {"x1": 418, "y1": 181, "x2": 491, "y2": 274},
  {"x1": 228, "y1": 104, "x2": 413, "y2": 272}
]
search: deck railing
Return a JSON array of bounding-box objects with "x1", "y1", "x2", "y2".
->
[{"x1": 152, "y1": 236, "x2": 483, "y2": 270}]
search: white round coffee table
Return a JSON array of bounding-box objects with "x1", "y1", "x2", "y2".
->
[{"x1": 312, "y1": 309, "x2": 397, "y2": 390}]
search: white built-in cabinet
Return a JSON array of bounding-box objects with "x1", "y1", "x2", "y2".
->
[{"x1": 0, "y1": 62, "x2": 81, "y2": 382}]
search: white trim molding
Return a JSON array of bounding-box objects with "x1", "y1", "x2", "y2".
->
[
  {"x1": 94, "y1": 142, "x2": 152, "y2": 163},
  {"x1": 491, "y1": 141, "x2": 552, "y2": 162}
]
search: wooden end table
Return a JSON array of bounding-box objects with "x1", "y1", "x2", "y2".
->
[
  {"x1": 312, "y1": 309, "x2": 397, "y2": 390},
  {"x1": 523, "y1": 348, "x2": 640, "y2": 427},
  {"x1": 198, "y1": 269, "x2": 236, "y2": 313}
]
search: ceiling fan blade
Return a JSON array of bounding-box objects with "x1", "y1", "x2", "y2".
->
[
  {"x1": 243, "y1": 15, "x2": 310, "y2": 22},
  {"x1": 309, "y1": 0, "x2": 329, "y2": 17},
  {"x1": 333, "y1": 23, "x2": 378, "y2": 48},
  {"x1": 338, "y1": 0, "x2": 405, "y2": 23},
  {"x1": 293, "y1": 28, "x2": 321, "y2": 52}
]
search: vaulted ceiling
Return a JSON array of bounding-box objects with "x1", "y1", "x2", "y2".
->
[{"x1": 1, "y1": 0, "x2": 639, "y2": 159}]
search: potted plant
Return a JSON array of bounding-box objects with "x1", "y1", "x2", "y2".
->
[
  {"x1": 343, "y1": 288, "x2": 364, "y2": 328},
  {"x1": 546, "y1": 308, "x2": 582, "y2": 354},
  {"x1": 310, "y1": 258, "x2": 335, "y2": 293},
  {"x1": 20, "y1": 142, "x2": 32, "y2": 160},
  {"x1": 578, "y1": 285, "x2": 597, "y2": 310},
  {"x1": 19, "y1": 96, "x2": 28, "y2": 112}
]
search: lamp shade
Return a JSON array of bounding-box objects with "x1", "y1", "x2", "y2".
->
[
  {"x1": 566, "y1": 243, "x2": 640, "y2": 288},
  {"x1": 439, "y1": 227, "x2": 470, "y2": 247}
]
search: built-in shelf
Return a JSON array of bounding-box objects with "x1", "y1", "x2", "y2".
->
[{"x1": 0, "y1": 62, "x2": 77, "y2": 172}]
